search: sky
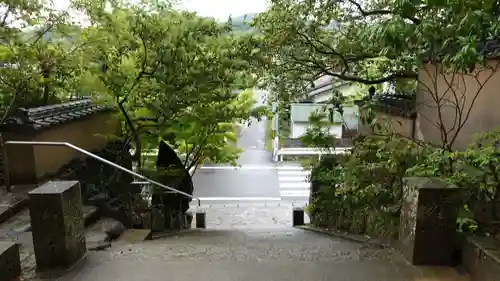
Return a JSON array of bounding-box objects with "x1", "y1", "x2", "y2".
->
[
  {"x1": 50, "y1": 0, "x2": 269, "y2": 22},
  {"x1": 176, "y1": 0, "x2": 268, "y2": 20}
]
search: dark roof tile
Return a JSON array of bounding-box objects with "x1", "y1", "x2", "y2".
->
[
  {"x1": 1, "y1": 99, "x2": 113, "y2": 132},
  {"x1": 356, "y1": 92, "x2": 416, "y2": 118}
]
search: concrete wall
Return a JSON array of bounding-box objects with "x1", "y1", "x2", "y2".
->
[
  {"x1": 4, "y1": 113, "x2": 121, "y2": 184},
  {"x1": 358, "y1": 110, "x2": 414, "y2": 139},
  {"x1": 416, "y1": 61, "x2": 500, "y2": 149}
]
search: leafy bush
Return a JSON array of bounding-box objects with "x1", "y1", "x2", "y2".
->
[
  {"x1": 309, "y1": 128, "x2": 500, "y2": 238},
  {"x1": 308, "y1": 134, "x2": 423, "y2": 237}
]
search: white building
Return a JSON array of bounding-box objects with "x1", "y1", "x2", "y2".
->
[{"x1": 289, "y1": 76, "x2": 361, "y2": 139}]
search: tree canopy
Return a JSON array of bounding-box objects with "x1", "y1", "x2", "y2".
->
[
  {"x1": 253, "y1": 0, "x2": 500, "y2": 98},
  {"x1": 0, "y1": 0, "x2": 267, "y2": 169}
]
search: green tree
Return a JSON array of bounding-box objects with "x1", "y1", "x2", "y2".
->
[
  {"x1": 75, "y1": 0, "x2": 266, "y2": 167},
  {"x1": 0, "y1": 0, "x2": 86, "y2": 121},
  {"x1": 158, "y1": 89, "x2": 266, "y2": 170},
  {"x1": 253, "y1": 0, "x2": 500, "y2": 149}
]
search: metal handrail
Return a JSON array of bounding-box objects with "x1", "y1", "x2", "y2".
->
[{"x1": 4, "y1": 141, "x2": 201, "y2": 206}]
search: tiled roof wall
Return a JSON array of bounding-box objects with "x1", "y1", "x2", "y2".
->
[
  {"x1": 3, "y1": 99, "x2": 112, "y2": 131},
  {"x1": 356, "y1": 93, "x2": 416, "y2": 118}
]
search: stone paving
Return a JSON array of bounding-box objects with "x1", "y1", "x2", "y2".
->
[
  {"x1": 0, "y1": 201, "x2": 470, "y2": 281},
  {"x1": 36, "y1": 202, "x2": 465, "y2": 281},
  {"x1": 54, "y1": 228, "x2": 415, "y2": 281},
  {"x1": 53, "y1": 227, "x2": 468, "y2": 281}
]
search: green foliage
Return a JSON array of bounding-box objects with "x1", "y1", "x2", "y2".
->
[
  {"x1": 0, "y1": 0, "x2": 268, "y2": 201},
  {"x1": 70, "y1": 0, "x2": 266, "y2": 168},
  {"x1": 254, "y1": 0, "x2": 498, "y2": 84},
  {"x1": 300, "y1": 108, "x2": 337, "y2": 150},
  {"x1": 252, "y1": 0, "x2": 499, "y2": 149},
  {"x1": 308, "y1": 132, "x2": 423, "y2": 236},
  {"x1": 161, "y1": 89, "x2": 266, "y2": 167},
  {"x1": 0, "y1": 0, "x2": 88, "y2": 121},
  {"x1": 309, "y1": 121, "x2": 500, "y2": 237}
]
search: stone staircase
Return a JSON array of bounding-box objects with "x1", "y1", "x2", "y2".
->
[
  {"x1": 46, "y1": 201, "x2": 470, "y2": 281},
  {"x1": 0, "y1": 187, "x2": 471, "y2": 281}
]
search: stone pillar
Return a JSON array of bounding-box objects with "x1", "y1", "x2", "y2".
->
[
  {"x1": 293, "y1": 207, "x2": 305, "y2": 226},
  {"x1": 399, "y1": 177, "x2": 460, "y2": 266},
  {"x1": 29, "y1": 181, "x2": 86, "y2": 272},
  {"x1": 0, "y1": 242, "x2": 21, "y2": 281}
]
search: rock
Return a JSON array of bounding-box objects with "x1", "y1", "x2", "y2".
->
[{"x1": 102, "y1": 218, "x2": 126, "y2": 242}]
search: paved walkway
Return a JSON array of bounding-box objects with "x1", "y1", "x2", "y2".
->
[
  {"x1": 45, "y1": 203, "x2": 467, "y2": 281},
  {"x1": 56, "y1": 228, "x2": 419, "y2": 281}
]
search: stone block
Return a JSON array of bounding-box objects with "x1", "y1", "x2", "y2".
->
[
  {"x1": 462, "y1": 236, "x2": 500, "y2": 281},
  {"x1": 0, "y1": 242, "x2": 21, "y2": 281},
  {"x1": 475, "y1": 249, "x2": 500, "y2": 281},
  {"x1": 196, "y1": 212, "x2": 206, "y2": 228},
  {"x1": 293, "y1": 207, "x2": 305, "y2": 226},
  {"x1": 29, "y1": 181, "x2": 86, "y2": 272},
  {"x1": 399, "y1": 177, "x2": 460, "y2": 266}
]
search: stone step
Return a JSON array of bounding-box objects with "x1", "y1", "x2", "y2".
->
[
  {"x1": 0, "y1": 205, "x2": 99, "y2": 237},
  {"x1": 0, "y1": 185, "x2": 36, "y2": 225}
]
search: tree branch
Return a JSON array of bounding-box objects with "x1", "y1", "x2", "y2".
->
[
  {"x1": 118, "y1": 32, "x2": 150, "y2": 105},
  {"x1": 1, "y1": 7, "x2": 12, "y2": 27},
  {"x1": 325, "y1": 69, "x2": 417, "y2": 84},
  {"x1": 347, "y1": 0, "x2": 421, "y2": 24},
  {"x1": 288, "y1": 53, "x2": 417, "y2": 84}
]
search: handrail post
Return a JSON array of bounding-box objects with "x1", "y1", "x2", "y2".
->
[{"x1": 4, "y1": 141, "x2": 201, "y2": 207}]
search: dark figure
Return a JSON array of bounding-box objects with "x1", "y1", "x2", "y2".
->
[
  {"x1": 152, "y1": 141, "x2": 194, "y2": 215},
  {"x1": 368, "y1": 86, "x2": 376, "y2": 98}
]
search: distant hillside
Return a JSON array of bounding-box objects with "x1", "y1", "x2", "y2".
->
[{"x1": 229, "y1": 13, "x2": 258, "y2": 34}]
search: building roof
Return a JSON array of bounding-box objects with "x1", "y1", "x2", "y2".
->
[
  {"x1": 1, "y1": 98, "x2": 113, "y2": 132},
  {"x1": 355, "y1": 92, "x2": 416, "y2": 118},
  {"x1": 306, "y1": 75, "x2": 352, "y2": 99}
]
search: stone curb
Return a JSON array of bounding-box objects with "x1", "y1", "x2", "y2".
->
[
  {"x1": 295, "y1": 224, "x2": 389, "y2": 249},
  {"x1": 0, "y1": 197, "x2": 29, "y2": 225}
]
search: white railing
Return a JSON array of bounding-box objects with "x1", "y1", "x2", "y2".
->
[
  {"x1": 276, "y1": 147, "x2": 352, "y2": 162},
  {"x1": 4, "y1": 141, "x2": 201, "y2": 206}
]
